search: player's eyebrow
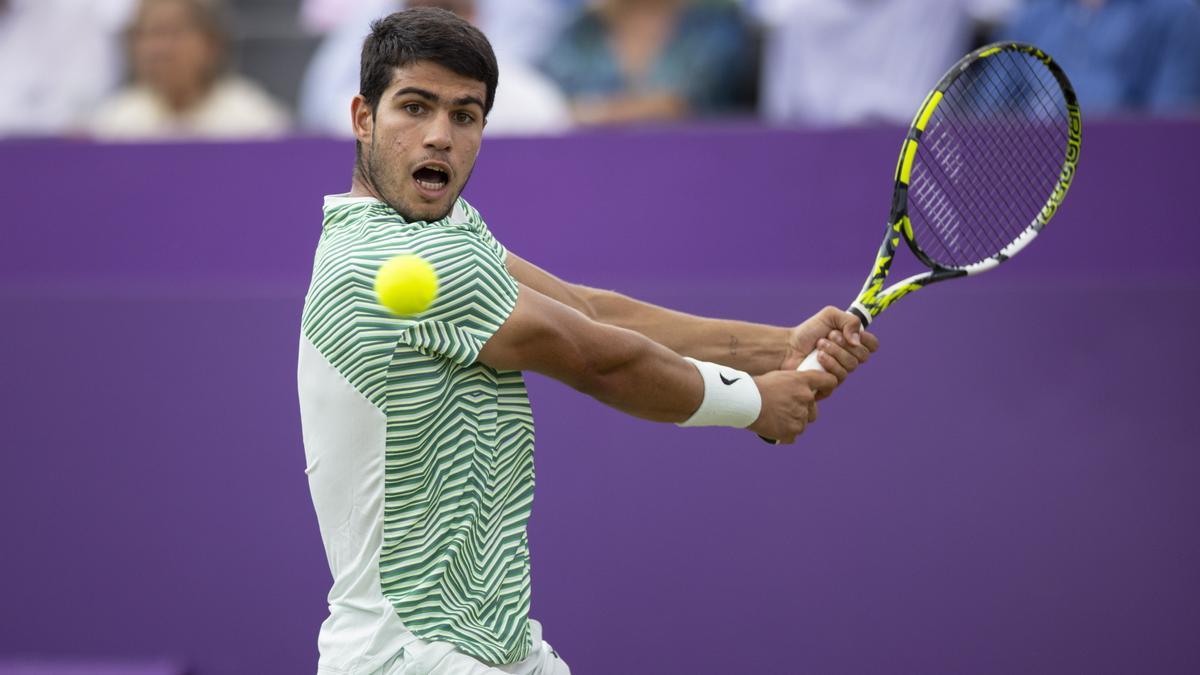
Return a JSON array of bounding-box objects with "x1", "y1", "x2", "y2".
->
[{"x1": 393, "y1": 87, "x2": 484, "y2": 110}]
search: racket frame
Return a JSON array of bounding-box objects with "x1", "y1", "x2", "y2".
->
[{"x1": 850, "y1": 42, "x2": 1082, "y2": 329}]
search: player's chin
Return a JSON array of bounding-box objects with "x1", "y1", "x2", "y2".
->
[
  {"x1": 397, "y1": 197, "x2": 452, "y2": 223},
  {"x1": 408, "y1": 184, "x2": 458, "y2": 220}
]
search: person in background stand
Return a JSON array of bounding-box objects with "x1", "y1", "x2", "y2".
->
[
  {"x1": 0, "y1": 0, "x2": 135, "y2": 137},
  {"x1": 539, "y1": 0, "x2": 760, "y2": 126},
  {"x1": 1001, "y1": 0, "x2": 1200, "y2": 116},
  {"x1": 749, "y1": 0, "x2": 1015, "y2": 126},
  {"x1": 89, "y1": 0, "x2": 290, "y2": 140}
]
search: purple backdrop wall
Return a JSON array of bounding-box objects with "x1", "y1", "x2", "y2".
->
[{"x1": 1, "y1": 121, "x2": 1198, "y2": 675}]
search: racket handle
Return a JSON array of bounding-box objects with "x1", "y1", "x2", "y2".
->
[
  {"x1": 796, "y1": 349, "x2": 827, "y2": 373},
  {"x1": 757, "y1": 350, "x2": 828, "y2": 444}
]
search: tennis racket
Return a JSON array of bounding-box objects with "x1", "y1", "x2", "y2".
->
[{"x1": 760, "y1": 42, "x2": 1081, "y2": 444}]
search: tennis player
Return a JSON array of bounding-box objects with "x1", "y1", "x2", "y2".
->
[{"x1": 297, "y1": 8, "x2": 878, "y2": 675}]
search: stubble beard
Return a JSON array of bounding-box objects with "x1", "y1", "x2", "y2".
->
[{"x1": 364, "y1": 134, "x2": 473, "y2": 224}]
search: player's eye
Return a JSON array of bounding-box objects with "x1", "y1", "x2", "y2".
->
[
  {"x1": 402, "y1": 102, "x2": 425, "y2": 115},
  {"x1": 452, "y1": 111, "x2": 476, "y2": 125}
]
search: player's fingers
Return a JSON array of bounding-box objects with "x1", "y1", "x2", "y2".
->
[
  {"x1": 837, "y1": 312, "x2": 864, "y2": 346},
  {"x1": 770, "y1": 419, "x2": 800, "y2": 445},
  {"x1": 790, "y1": 413, "x2": 808, "y2": 440},
  {"x1": 816, "y1": 347, "x2": 849, "y2": 382},
  {"x1": 824, "y1": 333, "x2": 860, "y2": 369},
  {"x1": 830, "y1": 330, "x2": 872, "y2": 365},
  {"x1": 799, "y1": 370, "x2": 838, "y2": 402},
  {"x1": 818, "y1": 305, "x2": 844, "y2": 325},
  {"x1": 859, "y1": 330, "x2": 880, "y2": 353},
  {"x1": 787, "y1": 374, "x2": 817, "y2": 402}
]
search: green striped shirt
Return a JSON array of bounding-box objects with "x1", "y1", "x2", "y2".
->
[{"x1": 300, "y1": 195, "x2": 535, "y2": 665}]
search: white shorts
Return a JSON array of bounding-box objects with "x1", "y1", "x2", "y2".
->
[{"x1": 369, "y1": 621, "x2": 569, "y2": 675}]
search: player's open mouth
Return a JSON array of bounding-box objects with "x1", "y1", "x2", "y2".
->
[{"x1": 413, "y1": 164, "x2": 450, "y2": 195}]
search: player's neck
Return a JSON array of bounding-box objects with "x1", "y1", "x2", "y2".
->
[{"x1": 349, "y1": 166, "x2": 382, "y2": 201}]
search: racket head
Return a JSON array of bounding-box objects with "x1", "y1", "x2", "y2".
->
[{"x1": 895, "y1": 42, "x2": 1081, "y2": 273}]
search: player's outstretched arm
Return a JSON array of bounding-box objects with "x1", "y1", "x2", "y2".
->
[
  {"x1": 478, "y1": 283, "x2": 835, "y2": 443},
  {"x1": 505, "y1": 253, "x2": 877, "y2": 378}
]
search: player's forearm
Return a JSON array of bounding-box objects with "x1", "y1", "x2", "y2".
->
[
  {"x1": 555, "y1": 323, "x2": 704, "y2": 423},
  {"x1": 479, "y1": 285, "x2": 708, "y2": 423},
  {"x1": 578, "y1": 286, "x2": 789, "y2": 374}
]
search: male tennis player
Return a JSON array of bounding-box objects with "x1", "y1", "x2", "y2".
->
[{"x1": 298, "y1": 8, "x2": 878, "y2": 675}]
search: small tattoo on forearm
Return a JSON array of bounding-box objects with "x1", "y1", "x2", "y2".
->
[{"x1": 729, "y1": 335, "x2": 739, "y2": 356}]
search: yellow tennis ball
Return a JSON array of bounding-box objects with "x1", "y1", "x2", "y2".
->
[{"x1": 374, "y1": 254, "x2": 439, "y2": 316}]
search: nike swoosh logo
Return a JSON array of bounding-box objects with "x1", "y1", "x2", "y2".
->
[{"x1": 720, "y1": 373, "x2": 740, "y2": 385}]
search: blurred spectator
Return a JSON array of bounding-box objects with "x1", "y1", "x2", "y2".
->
[
  {"x1": 475, "y1": 0, "x2": 576, "y2": 65},
  {"x1": 301, "y1": 0, "x2": 570, "y2": 64},
  {"x1": 301, "y1": 0, "x2": 390, "y2": 34},
  {"x1": 299, "y1": 1, "x2": 571, "y2": 137},
  {"x1": 89, "y1": 0, "x2": 290, "y2": 141},
  {"x1": 0, "y1": 0, "x2": 135, "y2": 137},
  {"x1": 1002, "y1": 0, "x2": 1200, "y2": 116},
  {"x1": 539, "y1": 0, "x2": 760, "y2": 126},
  {"x1": 751, "y1": 0, "x2": 1015, "y2": 126}
]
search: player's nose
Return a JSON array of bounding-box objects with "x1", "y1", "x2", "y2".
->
[{"x1": 422, "y1": 114, "x2": 452, "y2": 151}]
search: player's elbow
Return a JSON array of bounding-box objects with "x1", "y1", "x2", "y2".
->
[
  {"x1": 563, "y1": 329, "x2": 646, "y2": 399},
  {"x1": 567, "y1": 284, "x2": 600, "y2": 321}
]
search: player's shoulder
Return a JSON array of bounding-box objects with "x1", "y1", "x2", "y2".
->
[
  {"x1": 320, "y1": 194, "x2": 393, "y2": 233},
  {"x1": 449, "y1": 197, "x2": 489, "y2": 232},
  {"x1": 317, "y1": 195, "x2": 501, "y2": 264}
]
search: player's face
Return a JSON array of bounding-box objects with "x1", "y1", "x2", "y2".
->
[{"x1": 355, "y1": 61, "x2": 487, "y2": 223}]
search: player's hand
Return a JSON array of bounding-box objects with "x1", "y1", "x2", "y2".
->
[
  {"x1": 781, "y1": 306, "x2": 879, "y2": 390},
  {"x1": 748, "y1": 370, "x2": 839, "y2": 444}
]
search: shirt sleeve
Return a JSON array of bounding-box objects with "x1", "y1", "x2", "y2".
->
[
  {"x1": 398, "y1": 228, "x2": 518, "y2": 366},
  {"x1": 459, "y1": 199, "x2": 510, "y2": 263}
]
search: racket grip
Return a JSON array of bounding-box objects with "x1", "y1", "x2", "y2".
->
[
  {"x1": 796, "y1": 349, "x2": 827, "y2": 373},
  {"x1": 757, "y1": 350, "x2": 828, "y2": 444}
]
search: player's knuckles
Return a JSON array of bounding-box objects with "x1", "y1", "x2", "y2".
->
[
  {"x1": 823, "y1": 342, "x2": 859, "y2": 370},
  {"x1": 830, "y1": 349, "x2": 856, "y2": 372},
  {"x1": 794, "y1": 418, "x2": 808, "y2": 436},
  {"x1": 822, "y1": 356, "x2": 847, "y2": 381},
  {"x1": 786, "y1": 419, "x2": 805, "y2": 439}
]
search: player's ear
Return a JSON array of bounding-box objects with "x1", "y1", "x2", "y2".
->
[{"x1": 351, "y1": 95, "x2": 373, "y2": 144}]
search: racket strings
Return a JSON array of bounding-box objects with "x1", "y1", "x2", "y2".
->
[
  {"x1": 907, "y1": 50, "x2": 1070, "y2": 268},
  {"x1": 990, "y1": 54, "x2": 1071, "y2": 168},
  {"x1": 970, "y1": 57, "x2": 1066, "y2": 203},
  {"x1": 923, "y1": 59, "x2": 1059, "y2": 255},
  {"x1": 910, "y1": 155, "x2": 994, "y2": 265},
  {"x1": 911, "y1": 101, "x2": 1019, "y2": 263},
  {"x1": 915, "y1": 100, "x2": 1022, "y2": 262},
  {"x1": 927, "y1": 77, "x2": 1050, "y2": 255},
  {"x1": 912, "y1": 103, "x2": 1028, "y2": 265},
  {"x1": 936, "y1": 53, "x2": 1065, "y2": 254}
]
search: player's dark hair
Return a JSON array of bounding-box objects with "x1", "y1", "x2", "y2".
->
[{"x1": 359, "y1": 7, "x2": 498, "y2": 116}]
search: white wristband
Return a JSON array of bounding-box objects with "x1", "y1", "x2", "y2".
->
[{"x1": 677, "y1": 358, "x2": 762, "y2": 428}]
